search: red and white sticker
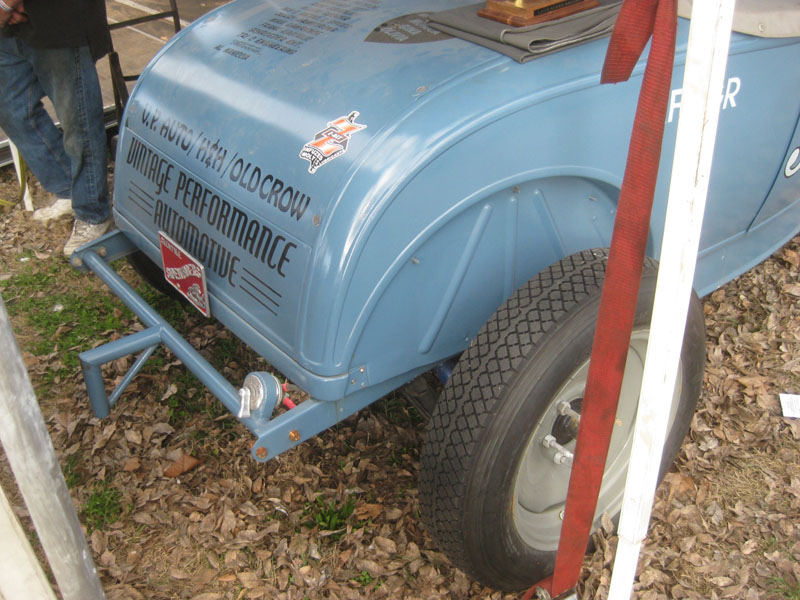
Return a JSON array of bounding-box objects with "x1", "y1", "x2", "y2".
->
[
  {"x1": 299, "y1": 111, "x2": 366, "y2": 174},
  {"x1": 158, "y1": 231, "x2": 211, "y2": 317}
]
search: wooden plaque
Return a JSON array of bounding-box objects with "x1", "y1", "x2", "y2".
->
[{"x1": 478, "y1": 0, "x2": 600, "y2": 27}]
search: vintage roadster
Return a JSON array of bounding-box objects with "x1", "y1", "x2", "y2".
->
[{"x1": 74, "y1": 0, "x2": 800, "y2": 591}]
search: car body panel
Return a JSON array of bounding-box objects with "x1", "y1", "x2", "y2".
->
[{"x1": 107, "y1": 0, "x2": 800, "y2": 403}]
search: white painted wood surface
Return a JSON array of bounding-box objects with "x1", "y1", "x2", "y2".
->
[
  {"x1": 0, "y1": 296, "x2": 106, "y2": 600},
  {"x1": 607, "y1": 1, "x2": 737, "y2": 598},
  {"x1": 0, "y1": 483, "x2": 58, "y2": 600}
]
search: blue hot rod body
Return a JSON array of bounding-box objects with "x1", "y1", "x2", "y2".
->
[{"x1": 74, "y1": 0, "x2": 800, "y2": 590}]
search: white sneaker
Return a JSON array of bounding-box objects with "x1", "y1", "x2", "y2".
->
[
  {"x1": 33, "y1": 198, "x2": 73, "y2": 222},
  {"x1": 63, "y1": 218, "x2": 112, "y2": 256}
]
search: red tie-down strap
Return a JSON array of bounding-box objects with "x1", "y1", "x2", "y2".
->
[{"x1": 524, "y1": 1, "x2": 678, "y2": 598}]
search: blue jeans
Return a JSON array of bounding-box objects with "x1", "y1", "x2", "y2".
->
[{"x1": 0, "y1": 36, "x2": 109, "y2": 224}]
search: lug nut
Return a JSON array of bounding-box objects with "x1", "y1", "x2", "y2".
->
[{"x1": 543, "y1": 434, "x2": 574, "y2": 466}]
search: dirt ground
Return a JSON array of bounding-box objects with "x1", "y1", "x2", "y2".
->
[{"x1": 1, "y1": 165, "x2": 799, "y2": 600}]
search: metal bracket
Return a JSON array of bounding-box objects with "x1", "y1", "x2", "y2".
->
[{"x1": 345, "y1": 364, "x2": 369, "y2": 394}]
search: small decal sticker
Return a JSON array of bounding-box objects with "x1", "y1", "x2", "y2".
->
[{"x1": 300, "y1": 111, "x2": 367, "y2": 174}]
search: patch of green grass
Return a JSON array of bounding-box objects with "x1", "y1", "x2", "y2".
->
[
  {"x1": 771, "y1": 577, "x2": 800, "y2": 600},
  {"x1": 388, "y1": 448, "x2": 405, "y2": 466},
  {"x1": 135, "y1": 283, "x2": 187, "y2": 325},
  {"x1": 163, "y1": 371, "x2": 204, "y2": 425},
  {"x1": 375, "y1": 395, "x2": 425, "y2": 428},
  {"x1": 352, "y1": 570, "x2": 374, "y2": 586},
  {"x1": 62, "y1": 452, "x2": 84, "y2": 488},
  {"x1": 203, "y1": 395, "x2": 229, "y2": 421},
  {"x1": 1, "y1": 261, "x2": 132, "y2": 376},
  {"x1": 83, "y1": 482, "x2": 122, "y2": 532},
  {"x1": 304, "y1": 496, "x2": 356, "y2": 535},
  {"x1": 209, "y1": 336, "x2": 239, "y2": 368}
]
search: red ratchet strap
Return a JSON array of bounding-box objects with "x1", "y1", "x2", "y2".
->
[{"x1": 523, "y1": 1, "x2": 678, "y2": 598}]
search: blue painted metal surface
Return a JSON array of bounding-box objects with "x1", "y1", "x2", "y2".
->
[{"x1": 75, "y1": 0, "x2": 800, "y2": 462}]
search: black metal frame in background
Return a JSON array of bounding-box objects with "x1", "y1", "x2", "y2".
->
[{"x1": 107, "y1": 0, "x2": 181, "y2": 121}]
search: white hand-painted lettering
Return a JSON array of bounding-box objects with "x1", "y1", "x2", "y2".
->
[
  {"x1": 667, "y1": 76, "x2": 741, "y2": 124},
  {"x1": 785, "y1": 147, "x2": 800, "y2": 178}
]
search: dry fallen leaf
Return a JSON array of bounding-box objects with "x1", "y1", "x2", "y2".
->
[
  {"x1": 664, "y1": 472, "x2": 696, "y2": 503},
  {"x1": 123, "y1": 457, "x2": 140, "y2": 472},
  {"x1": 354, "y1": 503, "x2": 383, "y2": 520},
  {"x1": 782, "y1": 248, "x2": 800, "y2": 267},
  {"x1": 163, "y1": 453, "x2": 201, "y2": 478}
]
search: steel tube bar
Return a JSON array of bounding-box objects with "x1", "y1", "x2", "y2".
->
[
  {"x1": 80, "y1": 249, "x2": 242, "y2": 414},
  {"x1": 108, "y1": 345, "x2": 158, "y2": 406},
  {"x1": 81, "y1": 326, "x2": 163, "y2": 417}
]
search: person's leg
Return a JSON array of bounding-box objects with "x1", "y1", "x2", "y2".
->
[
  {"x1": 0, "y1": 36, "x2": 72, "y2": 199},
  {"x1": 28, "y1": 44, "x2": 110, "y2": 225}
]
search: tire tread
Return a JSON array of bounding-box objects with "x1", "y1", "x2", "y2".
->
[{"x1": 419, "y1": 249, "x2": 658, "y2": 581}]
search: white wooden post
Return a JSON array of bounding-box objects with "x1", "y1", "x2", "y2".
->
[
  {"x1": 0, "y1": 295, "x2": 106, "y2": 600},
  {"x1": 0, "y1": 484, "x2": 58, "y2": 600},
  {"x1": 607, "y1": 1, "x2": 736, "y2": 598},
  {"x1": 8, "y1": 141, "x2": 34, "y2": 212}
]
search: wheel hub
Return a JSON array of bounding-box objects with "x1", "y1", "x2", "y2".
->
[{"x1": 512, "y1": 329, "x2": 668, "y2": 551}]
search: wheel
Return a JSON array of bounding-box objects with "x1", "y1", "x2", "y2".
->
[
  {"x1": 127, "y1": 250, "x2": 185, "y2": 301},
  {"x1": 418, "y1": 248, "x2": 705, "y2": 591}
]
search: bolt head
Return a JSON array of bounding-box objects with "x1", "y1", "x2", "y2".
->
[
  {"x1": 255, "y1": 446, "x2": 268, "y2": 459},
  {"x1": 289, "y1": 430, "x2": 301, "y2": 442}
]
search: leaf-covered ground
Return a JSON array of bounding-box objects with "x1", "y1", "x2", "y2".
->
[{"x1": 1, "y1": 166, "x2": 799, "y2": 599}]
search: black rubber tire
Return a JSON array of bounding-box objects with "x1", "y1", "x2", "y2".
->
[
  {"x1": 418, "y1": 248, "x2": 705, "y2": 591},
  {"x1": 127, "y1": 250, "x2": 185, "y2": 301}
]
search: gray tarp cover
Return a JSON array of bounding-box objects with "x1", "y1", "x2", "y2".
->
[
  {"x1": 678, "y1": 0, "x2": 800, "y2": 38},
  {"x1": 428, "y1": 0, "x2": 623, "y2": 63}
]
